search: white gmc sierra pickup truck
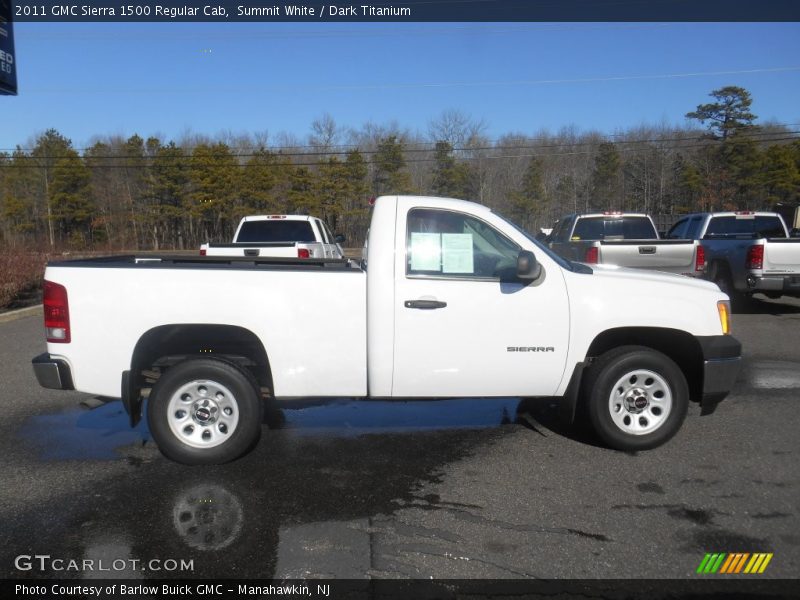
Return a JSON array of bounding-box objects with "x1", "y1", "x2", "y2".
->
[{"x1": 32, "y1": 195, "x2": 741, "y2": 465}]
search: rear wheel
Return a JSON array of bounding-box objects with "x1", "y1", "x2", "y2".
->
[
  {"x1": 583, "y1": 346, "x2": 689, "y2": 451},
  {"x1": 148, "y1": 359, "x2": 263, "y2": 465},
  {"x1": 711, "y1": 263, "x2": 744, "y2": 307}
]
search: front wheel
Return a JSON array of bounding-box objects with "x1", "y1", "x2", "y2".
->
[
  {"x1": 583, "y1": 346, "x2": 689, "y2": 451},
  {"x1": 148, "y1": 359, "x2": 263, "y2": 465}
]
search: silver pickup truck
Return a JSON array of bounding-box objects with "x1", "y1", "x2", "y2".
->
[
  {"x1": 548, "y1": 212, "x2": 704, "y2": 276},
  {"x1": 666, "y1": 211, "x2": 800, "y2": 302}
]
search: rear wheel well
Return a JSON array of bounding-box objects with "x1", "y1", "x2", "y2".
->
[
  {"x1": 585, "y1": 327, "x2": 703, "y2": 402},
  {"x1": 127, "y1": 325, "x2": 273, "y2": 423}
]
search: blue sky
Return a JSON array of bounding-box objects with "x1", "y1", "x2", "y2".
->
[{"x1": 2, "y1": 22, "x2": 800, "y2": 150}]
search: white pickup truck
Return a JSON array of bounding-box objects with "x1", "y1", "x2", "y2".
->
[
  {"x1": 200, "y1": 215, "x2": 345, "y2": 259},
  {"x1": 32, "y1": 195, "x2": 741, "y2": 465}
]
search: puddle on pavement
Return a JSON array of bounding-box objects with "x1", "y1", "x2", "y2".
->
[
  {"x1": 19, "y1": 401, "x2": 150, "y2": 460},
  {"x1": 19, "y1": 397, "x2": 521, "y2": 460},
  {"x1": 3, "y1": 421, "x2": 495, "y2": 578},
  {"x1": 741, "y1": 360, "x2": 800, "y2": 390}
]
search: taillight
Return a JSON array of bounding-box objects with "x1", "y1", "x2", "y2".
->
[
  {"x1": 200, "y1": 248, "x2": 207, "y2": 256},
  {"x1": 695, "y1": 245, "x2": 706, "y2": 272},
  {"x1": 43, "y1": 280, "x2": 70, "y2": 343},
  {"x1": 746, "y1": 245, "x2": 764, "y2": 270},
  {"x1": 584, "y1": 246, "x2": 599, "y2": 264},
  {"x1": 297, "y1": 248, "x2": 311, "y2": 259}
]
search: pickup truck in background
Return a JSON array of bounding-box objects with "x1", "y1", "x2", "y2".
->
[
  {"x1": 200, "y1": 215, "x2": 345, "y2": 259},
  {"x1": 666, "y1": 211, "x2": 800, "y2": 302},
  {"x1": 548, "y1": 212, "x2": 704, "y2": 276},
  {"x1": 33, "y1": 196, "x2": 740, "y2": 465}
]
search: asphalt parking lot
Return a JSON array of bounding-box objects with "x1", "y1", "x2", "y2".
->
[{"x1": 0, "y1": 296, "x2": 798, "y2": 582}]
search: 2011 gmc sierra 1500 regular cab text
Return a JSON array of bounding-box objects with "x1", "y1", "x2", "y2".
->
[{"x1": 32, "y1": 195, "x2": 742, "y2": 465}]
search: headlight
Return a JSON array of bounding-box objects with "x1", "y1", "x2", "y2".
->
[{"x1": 717, "y1": 301, "x2": 731, "y2": 335}]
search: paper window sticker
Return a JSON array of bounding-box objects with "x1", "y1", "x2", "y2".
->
[
  {"x1": 410, "y1": 232, "x2": 442, "y2": 271},
  {"x1": 442, "y1": 233, "x2": 474, "y2": 274}
]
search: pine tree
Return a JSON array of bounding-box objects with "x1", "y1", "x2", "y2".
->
[
  {"x1": 373, "y1": 136, "x2": 414, "y2": 195},
  {"x1": 508, "y1": 157, "x2": 545, "y2": 229},
  {"x1": 762, "y1": 144, "x2": 800, "y2": 206},
  {"x1": 240, "y1": 149, "x2": 282, "y2": 216},
  {"x1": 431, "y1": 141, "x2": 474, "y2": 198},
  {"x1": 31, "y1": 129, "x2": 74, "y2": 247},
  {"x1": 146, "y1": 141, "x2": 189, "y2": 249},
  {"x1": 591, "y1": 142, "x2": 621, "y2": 209},
  {"x1": 49, "y1": 151, "x2": 93, "y2": 247},
  {"x1": 1, "y1": 149, "x2": 40, "y2": 241},
  {"x1": 686, "y1": 86, "x2": 757, "y2": 140},
  {"x1": 187, "y1": 143, "x2": 238, "y2": 244}
]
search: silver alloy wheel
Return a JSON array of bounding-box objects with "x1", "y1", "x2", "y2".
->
[
  {"x1": 607, "y1": 369, "x2": 672, "y2": 436},
  {"x1": 167, "y1": 379, "x2": 240, "y2": 448}
]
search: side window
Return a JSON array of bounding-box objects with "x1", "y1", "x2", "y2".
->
[
  {"x1": 685, "y1": 216, "x2": 704, "y2": 239},
  {"x1": 320, "y1": 221, "x2": 335, "y2": 244},
  {"x1": 549, "y1": 220, "x2": 563, "y2": 242},
  {"x1": 406, "y1": 208, "x2": 521, "y2": 279},
  {"x1": 666, "y1": 218, "x2": 688, "y2": 239},
  {"x1": 323, "y1": 222, "x2": 337, "y2": 243},
  {"x1": 754, "y1": 217, "x2": 786, "y2": 238},
  {"x1": 316, "y1": 220, "x2": 330, "y2": 244},
  {"x1": 556, "y1": 217, "x2": 574, "y2": 242}
]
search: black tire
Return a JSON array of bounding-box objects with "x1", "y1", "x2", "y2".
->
[
  {"x1": 582, "y1": 346, "x2": 689, "y2": 451},
  {"x1": 147, "y1": 359, "x2": 263, "y2": 465}
]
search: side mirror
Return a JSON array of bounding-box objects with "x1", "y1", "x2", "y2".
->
[
  {"x1": 516, "y1": 250, "x2": 542, "y2": 280},
  {"x1": 334, "y1": 234, "x2": 346, "y2": 244},
  {"x1": 790, "y1": 228, "x2": 800, "y2": 238}
]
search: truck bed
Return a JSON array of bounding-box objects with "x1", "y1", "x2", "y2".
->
[{"x1": 42, "y1": 255, "x2": 367, "y2": 399}]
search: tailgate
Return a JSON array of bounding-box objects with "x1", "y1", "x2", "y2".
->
[
  {"x1": 764, "y1": 239, "x2": 800, "y2": 273},
  {"x1": 599, "y1": 240, "x2": 698, "y2": 271},
  {"x1": 205, "y1": 243, "x2": 297, "y2": 257}
]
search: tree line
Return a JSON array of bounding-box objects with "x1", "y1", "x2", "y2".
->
[{"x1": 1, "y1": 86, "x2": 799, "y2": 251}]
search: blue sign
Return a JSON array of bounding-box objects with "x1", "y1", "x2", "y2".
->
[{"x1": 0, "y1": 0, "x2": 16, "y2": 95}]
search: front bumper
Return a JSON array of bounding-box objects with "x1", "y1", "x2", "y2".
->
[
  {"x1": 32, "y1": 353, "x2": 74, "y2": 390},
  {"x1": 697, "y1": 336, "x2": 742, "y2": 414}
]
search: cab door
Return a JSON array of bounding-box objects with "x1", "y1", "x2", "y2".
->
[{"x1": 392, "y1": 203, "x2": 570, "y2": 398}]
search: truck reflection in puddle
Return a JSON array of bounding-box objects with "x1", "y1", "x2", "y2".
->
[{"x1": 6, "y1": 413, "x2": 509, "y2": 578}]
